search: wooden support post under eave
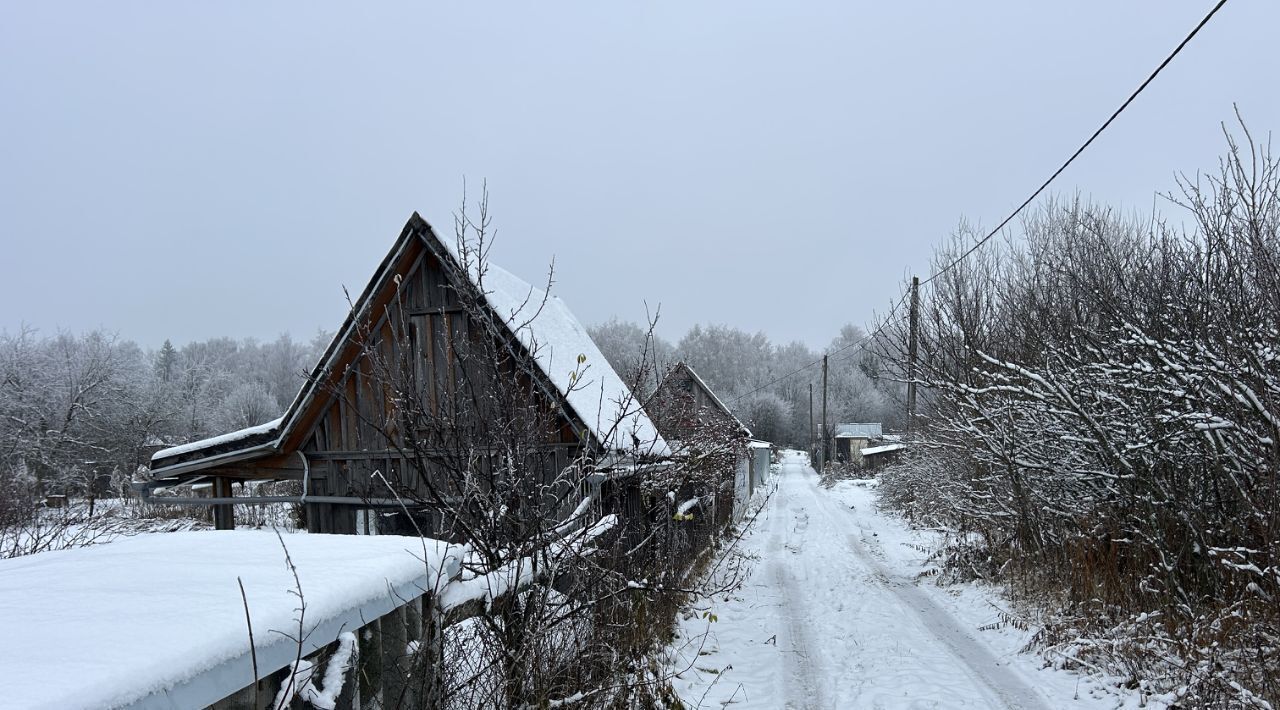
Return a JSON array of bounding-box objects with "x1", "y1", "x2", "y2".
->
[
  {"x1": 212, "y1": 477, "x2": 235, "y2": 530},
  {"x1": 357, "y1": 615, "x2": 382, "y2": 705}
]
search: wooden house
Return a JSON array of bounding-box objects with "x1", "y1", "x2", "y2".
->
[
  {"x1": 141, "y1": 213, "x2": 668, "y2": 535},
  {"x1": 650, "y1": 362, "x2": 751, "y2": 443},
  {"x1": 649, "y1": 362, "x2": 753, "y2": 526}
]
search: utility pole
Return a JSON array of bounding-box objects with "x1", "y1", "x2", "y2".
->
[
  {"x1": 819, "y1": 355, "x2": 828, "y2": 472},
  {"x1": 808, "y1": 383, "x2": 814, "y2": 459},
  {"x1": 907, "y1": 275, "x2": 920, "y2": 435}
]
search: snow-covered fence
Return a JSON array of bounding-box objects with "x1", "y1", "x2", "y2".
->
[
  {"x1": 0, "y1": 531, "x2": 459, "y2": 709},
  {"x1": 0, "y1": 529, "x2": 458, "y2": 706},
  {"x1": 216, "y1": 586, "x2": 446, "y2": 710},
  {"x1": 1, "y1": 517, "x2": 625, "y2": 709}
]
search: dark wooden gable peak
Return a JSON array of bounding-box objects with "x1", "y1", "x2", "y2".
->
[
  {"x1": 651, "y1": 361, "x2": 752, "y2": 442},
  {"x1": 148, "y1": 213, "x2": 599, "y2": 483}
]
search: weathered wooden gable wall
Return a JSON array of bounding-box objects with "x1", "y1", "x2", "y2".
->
[
  {"x1": 651, "y1": 366, "x2": 740, "y2": 442},
  {"x1": 289, "y1": 238, "x2": 586, "y2": 534}
]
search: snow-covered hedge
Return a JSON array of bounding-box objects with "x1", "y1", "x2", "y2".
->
[{"x1": 880, "y1": 123, "x2": 1280, "y2": 707}]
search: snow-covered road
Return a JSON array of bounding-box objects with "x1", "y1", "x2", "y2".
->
[{"x1": 667, "y1": 451, "x2": 1131, "y2": 709}]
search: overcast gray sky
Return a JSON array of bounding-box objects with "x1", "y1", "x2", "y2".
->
[{"x1": 2, "y1": 2, "x2": 1277, "y2": 351}]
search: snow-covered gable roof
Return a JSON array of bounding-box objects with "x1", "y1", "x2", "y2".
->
[
  {"x1": 472, "y1": 263, "x2": 668, "y2": 456},
  {"x1": 150, "y1": 220, "x2": 427, "y2": 470},
  {"x1": 151, "y1": 212, "x2": 666, "y2": 471},
  {"x1": 834, "y1": 422, "x2": 882, "y2": 438}
]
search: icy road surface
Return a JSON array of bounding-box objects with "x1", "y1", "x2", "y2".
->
[{"x1": 668, "y1": 450, "x2": 1144, "y2": 709}]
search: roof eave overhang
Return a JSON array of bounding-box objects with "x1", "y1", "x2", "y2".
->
[{"x1": 146, "y1": 442, "x2": 279, "y2": 482}]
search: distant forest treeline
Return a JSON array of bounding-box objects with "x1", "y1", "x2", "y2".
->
[
  {"x1": 587, "y1": 320, "x2": 904, "y2": 446},
  {"x1": 0, "y1": 329, "x2": 330, "y2": 497},
  {"x1": 0, "y1": 317, "x2": 901, "y2": 497}
]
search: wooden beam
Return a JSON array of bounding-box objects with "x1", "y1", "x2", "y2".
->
[
  {"x1": 406, "y1": 306, "x2": 466, "y2": 316},
  {"x1": 212, "y1": 477, "x2": 234, "y2": 530}
]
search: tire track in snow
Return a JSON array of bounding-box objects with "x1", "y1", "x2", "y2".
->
[
  {"x1": 766, "y1": 485, "x2": 824, "y2": 709},
  {"x1": 801, "y1": 470, "x2": 1053, "y2": 710}
]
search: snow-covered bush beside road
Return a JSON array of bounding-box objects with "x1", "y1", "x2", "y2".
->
[{"x1": 878, "y1": 122, "x2": 1280, "y2": 707}]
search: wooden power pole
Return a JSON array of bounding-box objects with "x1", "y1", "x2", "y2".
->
[
  {"x1": 907, "y1": 275, "x2": 920, "y2": 434},
  {"x1": 808, "y1": 383, "x2": 814, "y2": 458},
  {"x1": 819, "y1": 354, "x2": 828, "y2": 471}
]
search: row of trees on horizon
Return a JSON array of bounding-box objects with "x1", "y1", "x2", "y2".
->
[
  {"x1": 589, "y1": 320, "x2": 905, "y2": 447},
  {"x1": 0, "y1": 314, "x2": 902, "y2": 501},
  {"x1": 0, "y1": 329, "x2": 329, "y2": 501}
]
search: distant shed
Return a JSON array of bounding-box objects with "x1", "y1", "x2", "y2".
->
[
  {"x1": 650, "y1": 362, "x2": 752, "y2": 442},
  {"x1": 747, "y1": 440, "x2": 773, "y2": 492},
  {"x1": 833, "y1": 422, "x2": 882, "y2": 463},
  {"x1": 860, "y1": 442, "x2": 905, "y2": 471}
]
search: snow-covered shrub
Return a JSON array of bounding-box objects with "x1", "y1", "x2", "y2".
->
[
  {"x1": 877, "y1": 452, "x2": 964, "y2": 530},
  {"x1": 879, "y1": 121, "x2": 1280, "y2": 705}
]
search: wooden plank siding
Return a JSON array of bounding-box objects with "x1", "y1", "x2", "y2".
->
[{"x1": 281, "y1": 241, "x2": 586, "y2": 535}]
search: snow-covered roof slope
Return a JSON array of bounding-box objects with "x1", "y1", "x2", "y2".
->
[
  {"x1": 477, "y1": 263, "x2": 668, "y2": 457},
  {"x1": 152, "y1": 417, "x2": 283, "y2": 461},
  {"x1": 861, "y1": 443, "x2": 905, "y2": 456},
  {"x1": 0, "y1": 531, "x2": 457, "y2": 710},
  {"x1": 834, "y1": 422, "x2": 882, "y2": 438}
]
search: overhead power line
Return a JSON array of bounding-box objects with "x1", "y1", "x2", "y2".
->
[
  {"x1": 920, "y1": 0, "x2": 1229, "y2": 287},
  {"x1": 729, "y1": 0, "x2": 1229, "y2": 402}
]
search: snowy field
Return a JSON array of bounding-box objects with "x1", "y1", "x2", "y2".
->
[{"x1": 665, "y1": 451, "x2": 1155, "y2": 709}]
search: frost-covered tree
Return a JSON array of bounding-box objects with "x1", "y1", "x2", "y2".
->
[
  {"x1": 878, "y1": 119, "x2": 1280, "y2": 705},
  {"x1": 676, "y1": 324, "x2": 772, "y2": 399},
  {"x1": 154, "y1": 338, "x2": 178, "y2": 383},
  {"x1": 821, "y1": 326, "x2": 902, "y2": 431},
  {"x1": 0, "y1": 327, "x2": 327, "y2": 506},
  {"x1": 587, "y1": 317, "x2": 675, "y2": 396},
  {"x1": 214, "y1": 381, "x2": 278, "y2": 432}
]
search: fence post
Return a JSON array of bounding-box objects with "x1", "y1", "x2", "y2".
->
[
  {"x1": 358, "y1": 615, "x2": 383, "y2": 706},
  {"x1": 419, "y1": 595, "x2": 445, "y2": 708},
  {"x1": 333, "y1": 635, "x2": 361, "y2": 710},
  {"x1": 380, "y1": 605, "x2": 409, "y2": 707}
]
